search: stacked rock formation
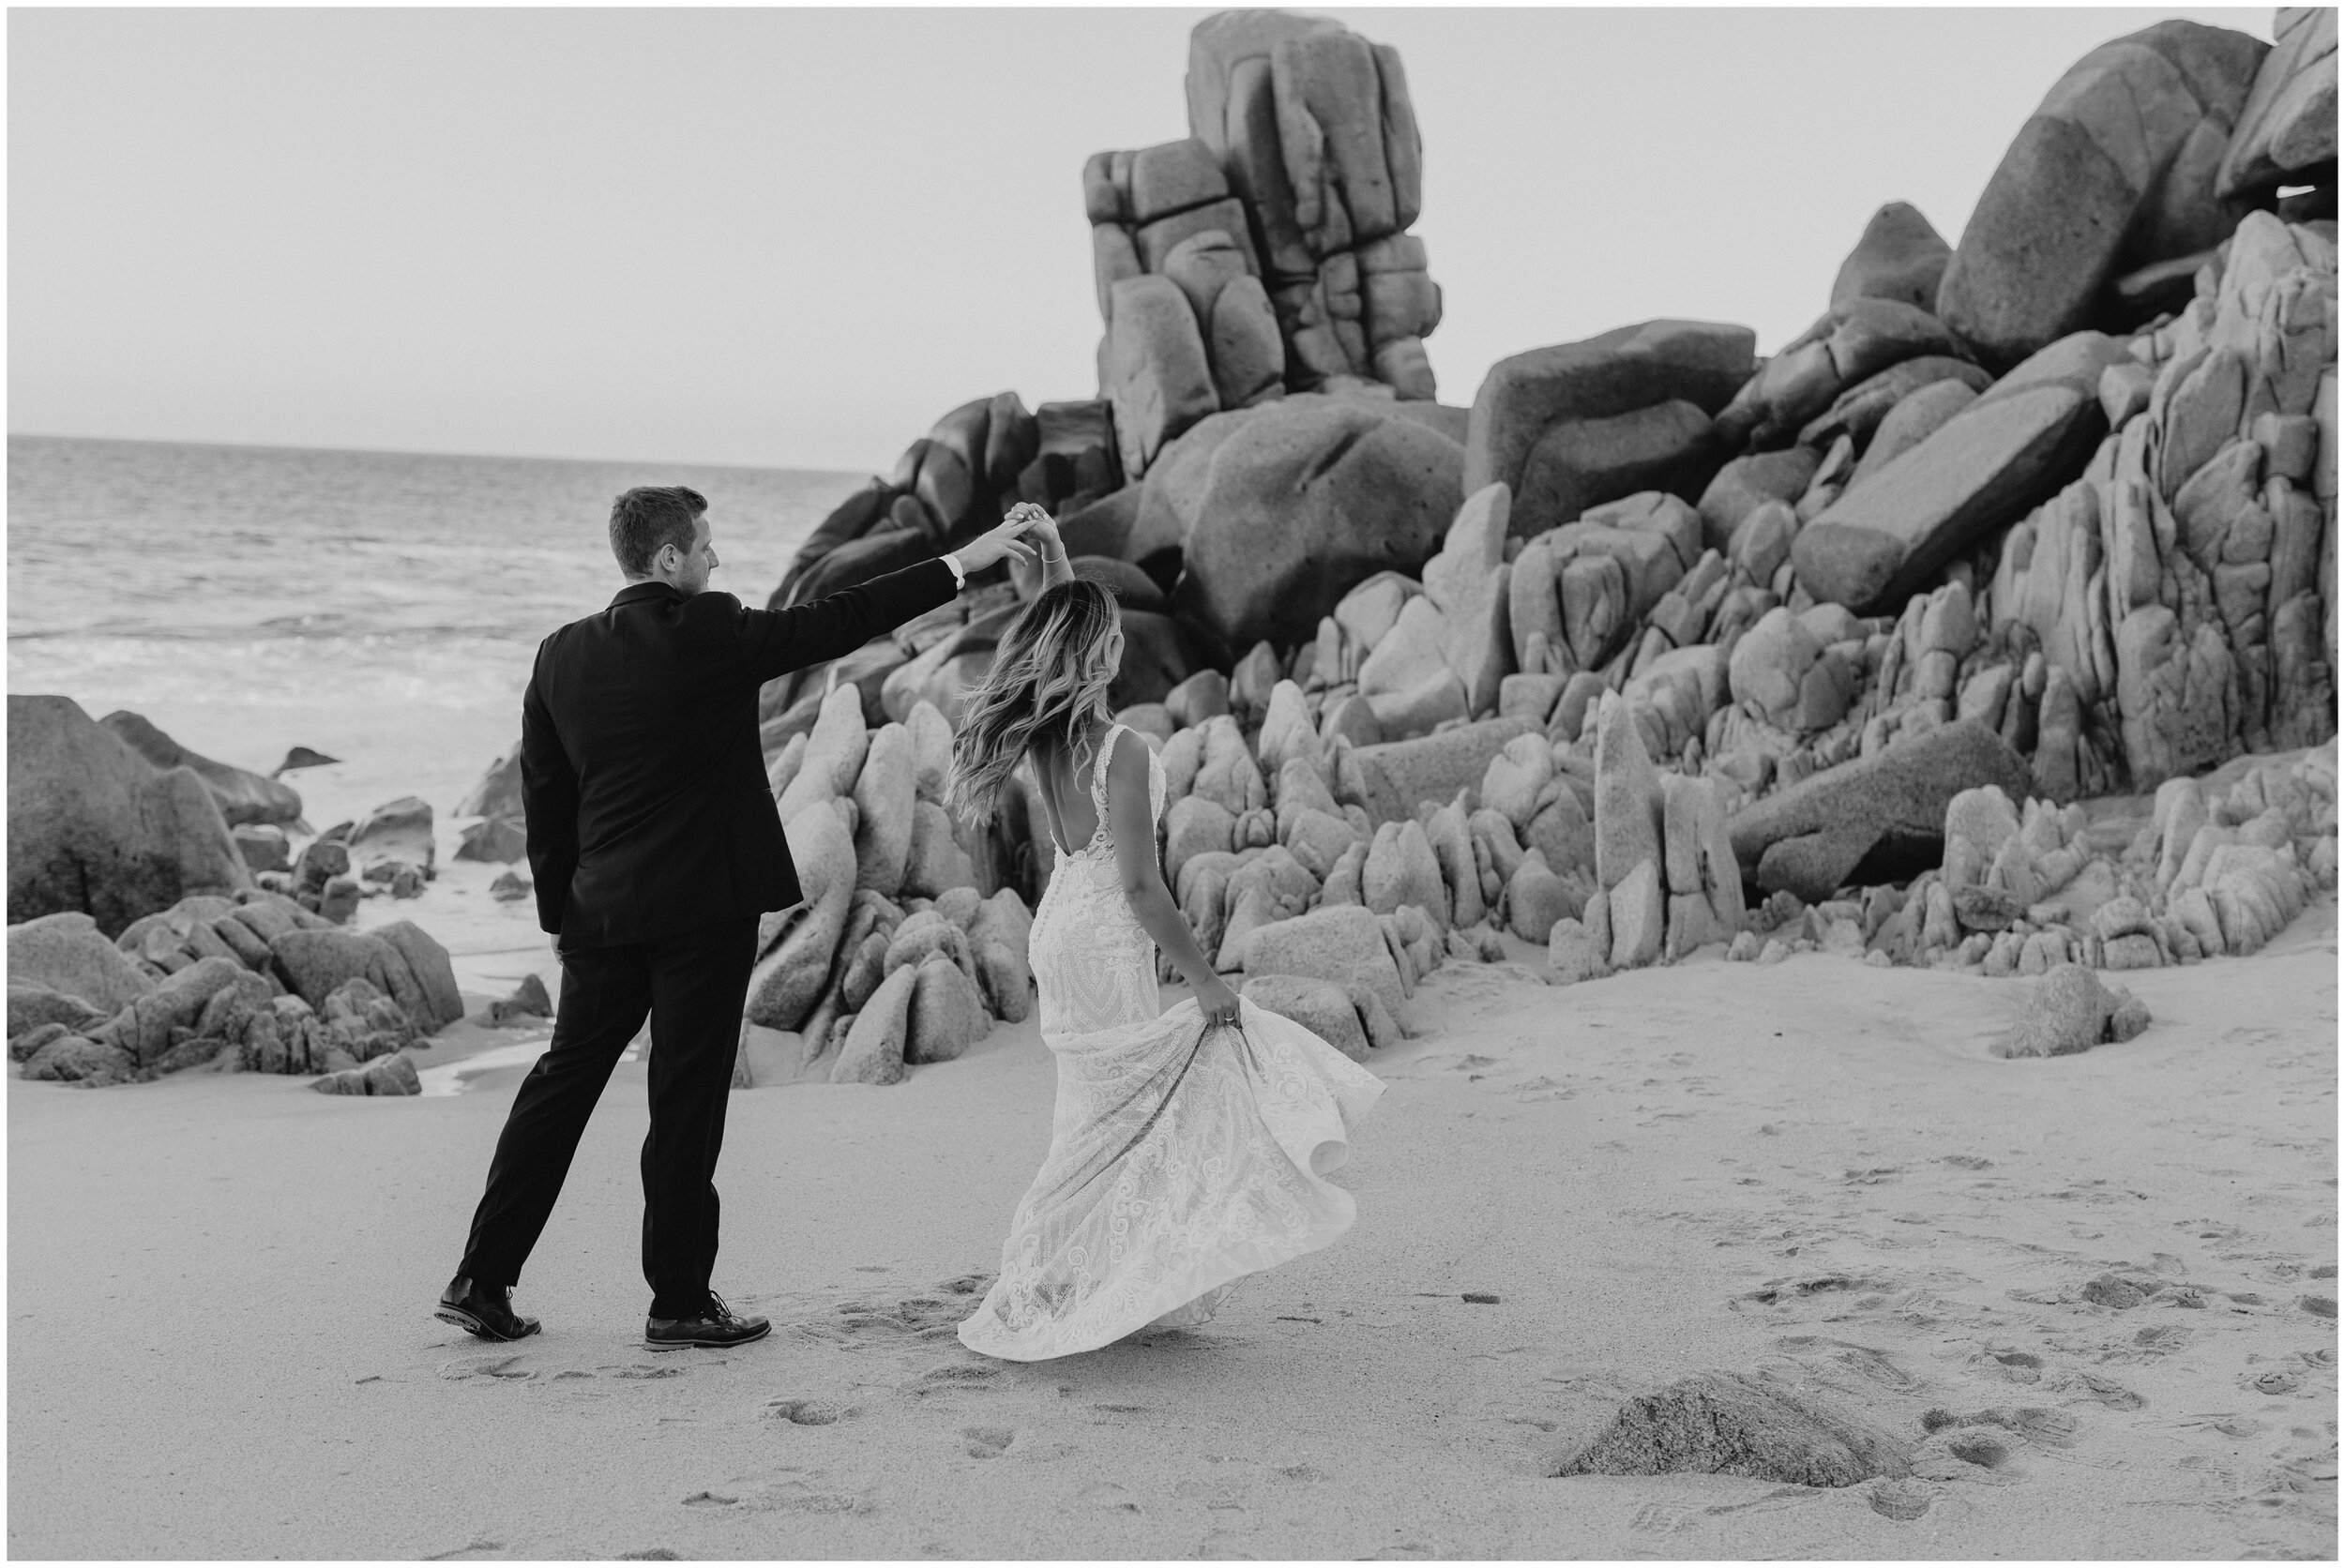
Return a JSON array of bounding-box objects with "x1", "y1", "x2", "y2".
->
[
  {"x1": 1717, "y1": 736, "x2": 2336, "y2": 978},
  {"x1": 768, "y1": 390, "x2": 1126, "y2": 613},
  {"x1": 7, "y1": 894, "x2": 461, "y2": 1087},
  {"x1": 1091, "y1": 9, "x2": 1443, "y2": 485}
]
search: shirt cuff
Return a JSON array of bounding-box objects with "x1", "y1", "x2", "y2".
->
[{"x1": 941, "y1": 552, "x2": 966, "y2": 591}]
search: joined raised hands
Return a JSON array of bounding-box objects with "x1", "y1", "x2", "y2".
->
[{"x1": 953, "y1": 505, "x2": 1044, "y2": 577}]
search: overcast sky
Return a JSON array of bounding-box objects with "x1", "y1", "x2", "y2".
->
[{"x1": 9, "y1": 6, "x2": 2271, "y2": 475}]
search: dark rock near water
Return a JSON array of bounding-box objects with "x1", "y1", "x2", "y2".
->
[
  {"x1": 98, "y1": 711, "x2": 304, "y2": 829},
  {"x1": 232, "y1": 823, "x2": 291, "y2": 873},
  {"x1": 310, "y1": 1050, "x2": 421, "y2": 1096},
  {"x1": 8, "y1": 695, "x2": 251, "y2": 937},
  {"x1": 269, "y1": 922, "x2": 461, "y2": 1036},
  {"x1": 349, "y1": 796, "x2": 435, "y2": 875},
  {"x1": 455, "y1": 816, "x2": 528, "y2": 866},
  {"x1": 458, "y1": 746, "x2": 523, "y2": 825},
  {"x1": 271, "y1": 746, "x2": 340, "y2": 776},
  {"x1": 480, "y1": 972, "x2": 553, "y2": 1027}
]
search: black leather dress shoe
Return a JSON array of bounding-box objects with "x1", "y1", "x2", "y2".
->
[
  {"x1": 645, "y1": 1291, "x2": 770, "y2": 1349},
  {"x1": 435, "y1": 1275, "x2": 541, "y2": 1341}
]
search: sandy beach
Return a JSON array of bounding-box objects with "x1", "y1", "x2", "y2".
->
[{"x1": 10, "y1": 861, "x2": 2334, "y2": 1560}]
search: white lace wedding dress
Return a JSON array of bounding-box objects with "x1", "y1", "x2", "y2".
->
[{"x1": 958, "y1": 724, "x2": 1384, "y2": 1362}]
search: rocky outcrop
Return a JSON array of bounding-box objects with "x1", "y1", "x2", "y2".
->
[
  {"x1": 2216, "y1": 8, "x2": 2337, "y2": 204},
  {"x1": 1183, "y1": 11, "x2": 1443, "y2": 400},
  {"x1": 98, "y1": 712, "x2": 303, "y2": 829},
  {"x1": 1728, "y1": 719, "x2": 2035, "y2": 901},
  {"x1": 1173, "y1": 394, "x2": 1464, "y2": 650},
  {"x1": 1465, "y1": 321, "x2": 1757, "y2": 540},
  {"x1": 1792, "y1": 333, "x2": 2119, "y2": 612},
  {"x1": 768, "y1": 393, "x2": 1057, "y2": 618},
  {"x1": 1937, "y1": 22, "x2": 2271, "y2": 369},
  {"x1": 8, "y1": 695, "x2": 251, "y2": 936}
]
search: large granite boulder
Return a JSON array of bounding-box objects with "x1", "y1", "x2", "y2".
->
[
  {"x1": 98, "y1": 712, "x2": 303, "y2": 829},
  {"x1": 8, "y1": 695, "x2": 251, "y2": 936},
  {"x1": 769, "y1": 394, "x2": 1043, "y2": 606},
  {"x1": 1342, "y1": 717, "x2": 1535, "y2": 825},
  {"x1": 1239, "y1": 902, "x2": 1408, "y2": 1025},
  {"x1": 269, "y1": 922, "x2": 461, "y2": 1035},
  {"x1": 7, "y1": 911, "x2": 158, "y2": 1017},
  {"x1": 1726, "y1": 720, "x2": 2036, "y2": 901},
  {"x1": 1105, "y1": 273, "x2": 1222, "y2": 479},
  {"x1": 1175, "y1": 395, "x2": 1464, "y2": 649},
  {"x1": 746, "y1": 800, "x2": 859, "y2": 1032},
  {"x1": 1791, "y1": 334, "x2": 2121, "y2": 612},
  {"x1": 1464, "y1": 321, "x2": 1756, "y2": 535},
  {"x1": 1937, "y1": 22, "x2": 2271, "y2": 369},
  {"x1": 2217, "y1": 8, "x2": 2337, "y2": 200},
  {"x1": 458, "y1": 744, "x2": 524, "y2": 824},
  {"x1": 348, "y1": 795, "x2": 435, "y2": 875}
]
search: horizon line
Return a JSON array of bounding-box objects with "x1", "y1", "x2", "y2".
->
[{"x1": 7, "y1": 429, "x2": 876, "y2": 481}]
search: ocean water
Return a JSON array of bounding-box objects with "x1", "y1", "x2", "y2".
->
[{"x1": 8, "y1": 434, "x2": 860, "y2": 826}]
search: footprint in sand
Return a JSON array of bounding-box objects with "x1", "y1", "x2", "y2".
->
[
  {"x1": 905, "y1": 1362, "x2": 1008, "y2": 1396},
  {"x1": 766, "y1": 1398, "x2": 858, "y2": 1425},
  {"x1": 1924, "y1": 1406, "x2": 2080, "y2": 1448},
  {"x1": 1912, "y1": 1428, "x2": 2024, "y2": 1484},
  {"x1": 962, "y1": 1425, "x2": 1014, "y2": 1459},
  {"x1": 439, "y1": 1355, "x2": 537, "y2": 1382},
  {"x1": 1868, "y1": 1477, "x2": 1936, "y2": 1519},
  {"x1": 1081, "y1": 1480, "x2": 1141, "y2": 1513},
  {"x1": 685, "y1": 1470, "x2": 871, "y2": 1515},
  {"x1": 2077, "y1": 1371, "x2": 2146, "y2": 1410}
]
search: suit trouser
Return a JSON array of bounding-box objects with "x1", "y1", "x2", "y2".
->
[{"x1": 458, "y1": 916, "x2": 759, "y2": 1319}]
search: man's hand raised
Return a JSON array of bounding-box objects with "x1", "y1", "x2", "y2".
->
[{"x1": 951, "y1": 505, "x2": 1044, "y2": 577}]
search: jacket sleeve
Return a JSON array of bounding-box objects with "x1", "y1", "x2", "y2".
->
[
  {"x1": 519, "y1": 646, "x2": 580, "y2": 938},
  {"x1": 733, "y1": 557, "x2": 959, "y2": 684}
]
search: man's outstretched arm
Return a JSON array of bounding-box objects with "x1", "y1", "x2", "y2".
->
[{"x1": 733, "y1": 506, "x2": 1045, "y2": 683}]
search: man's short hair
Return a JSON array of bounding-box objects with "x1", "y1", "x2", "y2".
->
[{"x1": 609, "y1": 486, "x2": 707, "y2": 575}]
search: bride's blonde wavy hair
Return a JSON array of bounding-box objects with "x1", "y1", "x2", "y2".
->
[{"x1": 947, "y1": 579, "x2": 1123, "y2": 821}]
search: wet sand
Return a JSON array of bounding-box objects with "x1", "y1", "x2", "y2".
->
[{"x1": 7, "y1": 876, "x2": 2336, "y2": 1560}]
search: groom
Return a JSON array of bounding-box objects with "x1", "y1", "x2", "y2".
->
[{"x1": 437, "y1": 485, "x2": 1036, "y2": 1349}]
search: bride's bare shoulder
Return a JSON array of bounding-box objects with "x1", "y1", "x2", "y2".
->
[{"x1": 1102, "y1": 724, "x2": 1153, "y2": 798}]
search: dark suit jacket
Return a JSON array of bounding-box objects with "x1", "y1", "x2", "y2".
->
[{"x1": 521, "y1": 559, "x2": 957, "y2": 947}]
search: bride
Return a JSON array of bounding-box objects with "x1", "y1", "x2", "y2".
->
[{"x1": 946, "y1": 505, "x2": 1384, "y2": 1363}]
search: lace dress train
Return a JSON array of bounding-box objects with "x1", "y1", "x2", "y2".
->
[{"x1": 957, "y1": 725, "x2": 1384, "y2": 1363}]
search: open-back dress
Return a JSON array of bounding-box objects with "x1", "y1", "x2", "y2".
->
[{"x1": 957, "y1": 723, "x2": 1384, "y2": 1362}]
